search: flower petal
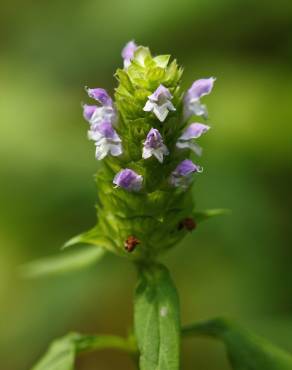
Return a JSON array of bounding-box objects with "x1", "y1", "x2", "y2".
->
[
  {"x1": 187, "y1": 78, "x2": 216, "y2": 101},
  {"x1": 180, "y1": 123, "x2": 210, "y2": 140},
  {"x1": 86, "y1": 88, "x2": 113, "y2": 106},
  {"x1": 113, "y1": 169, "x2": 143, "y2": 191},
  {"x1": 122, "y1": 40, "x2": 137, "y2": 68}
]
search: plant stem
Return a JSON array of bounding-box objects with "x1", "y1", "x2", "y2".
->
[{"x1": 76, "y1": 334, "x2": 138, "y2": 355}]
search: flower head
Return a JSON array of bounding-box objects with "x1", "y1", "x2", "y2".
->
[
  {"x1": 176, "y1": 123, "x2": 210, "y2": 156},
  {"x1": 113, "y1": 169, "x2": 143, "y2": 192},
  {"x1": 88, "y1": 121, "x2": 122, "y2": 160},
  {"x1": 122, "y1": 40, "x2": 138, "y2": 68},
  {"x1": 184, "y1": 77, "x2": 216, "y2": 120},
  {"x1": 142, "y1": 128, "x2": 169, "y2": 163},
  {"x1": 143, "y1": 84, "x2": 176, "y2": 122},
  {"x1": 170, "y1": 159, "x2": 202, "y2": 189}
]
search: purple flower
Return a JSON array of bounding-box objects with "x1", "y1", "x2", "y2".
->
[
  {"x1": 142, "y1": 128, "x2": 169, "y2": 163},
  {"x1": 83, "y1": 87, "x2": 116, "y2": 125},
  {"x1": 176, "y1": 123, "x2": 210, "y2": 156},
  {"x1": 170, "y1": 159, "x2": 202, "y2": 189},
  {"x1": 184, "y1": 77, "x2": 216, "y2": 120},
  {"x1": 143, "y1": 84, "x2": 176, "y2": 122},
  {"x1": 122, "y1": 40, "x2": 138, "y2": 68},
  {"x1": 88, "y1": 121, "x2": 122, "y2": 160},
  {"x1": 83, "y1": 104, "x2": 116, "y2": 126},
  {"x1": 113, "y1": 169, "x2": 143, "y2": 192},
  {"x1": 86, "y1": 87, "x2": 113, "y2": 106}
]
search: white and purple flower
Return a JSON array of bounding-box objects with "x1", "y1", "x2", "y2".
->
[
  {"x1": 113, "y1": 169, "x2": 143, "y2": 192},
  {"x1": 143, "y1": 84, "x2": 176, "y2": 122},
  {"x1": 176, "y1": 123, "x2": 210, "y2": 156},
  {"x1": 122, "y1": 40, "x2": 138, "y2": 68},
  {"x1": 88, "y1": 121, "x2": 122, "y2": 160},
  {"x1": 142, "y1": 128, "x2": 169, "y2": 163},
  {"x1": 184, "y1": 77, "x2": 216, "y2": 120},
  {"x1": 170, "y1": 159, "x2": 202, "y2": 189},
  {"x1": 83, "y1": 88, "x2": 116, "y2": 126}
]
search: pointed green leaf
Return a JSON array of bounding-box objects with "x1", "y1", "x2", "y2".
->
[
  {"x1": 31, "y1": 333, "x2": 137, "y2": 370},
  {"x1": 63, "y1": 227, "x2": 114, "y2": 251},
  {"x1": 193, "y1": 208, "x2": 231, "y2": 223},
  {"x1": 31, "y1": 333, "x2": 78, "y2": 370},
  {"x1": 21, "y1": 246, "x2": 105, "y2": 278},
  {"x1": 182, "y1": 318, "x2": 292, "y2": 370},
  {"x1": 134, "y1": 263, "x2": 180, "y2": 370}
]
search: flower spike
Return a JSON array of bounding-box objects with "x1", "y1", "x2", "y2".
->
[{"x1": 77, "y1": 42, "x2": 216, "y2": 258}]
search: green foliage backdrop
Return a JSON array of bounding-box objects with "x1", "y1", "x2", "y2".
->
[{"x1": 0, "y1": 0, "x2": 292, "y2": 369}]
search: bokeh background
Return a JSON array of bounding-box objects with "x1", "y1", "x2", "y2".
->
[{"x1": 1, "y1": 0, "x2": 292, "y2": 369}]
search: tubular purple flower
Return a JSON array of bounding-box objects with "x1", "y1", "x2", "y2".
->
[
  {"x1": 142, "y1": 128, "x2": 169, "y2": 163},
  {"x1": 113, "y1": 169, "x2": 143, "y2": 192},
  {"x1": 122, "y1": 40, "x2": 138, "y2": 68},
  {"x1": 88, "y1": 121, "x2": 122, "y2": 160},
  {"x1": 176, "y1": 123, "x2": 210, "y2": 156},
  {"x1": 143, "y1": 84, "x2": 176, "y2": 122},
  {"x1": 86, "y1": 87, "x2": 113, "y2": 106},
  {"x1": 184, "y1": 77, "x2": 216, "y2": 120},
  {"x1": 170, "y1": 159, "x2": 202, "y2": 189}
]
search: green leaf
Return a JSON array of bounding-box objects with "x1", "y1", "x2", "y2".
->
[
  {"x1": 182, "y1": 318, "x2": 292, "y2": 370},
  {"x1": 31, "y1": 333, "x2": 137, "y2": 370},
  {"x1": 31, "y1": 333, "x2": 78, "y2": 370},
  {"x1": 20, "y1": 246, "x2": 105, "y2": 278},
  {"x1": 193, "y1": 208, "x2": 231, "y2": 223},
  {"x1": 134, "y1": 263, "x2": 180, "y2": 370}
]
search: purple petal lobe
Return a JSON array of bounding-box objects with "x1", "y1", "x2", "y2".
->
[
  {"x1": 86, "y1": 88, "x2": 112, "y2": 106},
  {"x1": 187, "y1": 78, "x2": 216, "y2": 101},
  {"x1": 122, "y1": 40, "x2": 137, "y2": 67},
  {"x1": 170, "y1": 159, "x2": 202, "y2": 188},
  {"x1": 144, "y1": 128, "x2": 163, "y2": 149},
  {"x1": 148, "y1": 84, "x2": 173, "y2": 102},
  {"x1": 180, "y1": 123, "x2": 210, "y2": 140},
  {"x1": 96, "y1": 121, "x2": 116, "y2": 139},
  {"x1": 174, "y1": 159, "x2": 201, "y2": 176},
  {"x1": 83, "y1": 104, "x2": 97, "y2": 121},
  {"x1": 113, "y1": 169, "x2": 143, "y2": 192}
]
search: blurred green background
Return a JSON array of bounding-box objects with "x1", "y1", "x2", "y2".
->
[{"x1": 1, "y1": 0, "x2": 292, "y2": 369}]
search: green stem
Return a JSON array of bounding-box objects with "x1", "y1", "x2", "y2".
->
[
  {"x1": 181, "y1": 317, "x2": 228, "y2": 338},
  {"x1": 75, "y1": 334, "x2": 138, "y2": 355}
]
